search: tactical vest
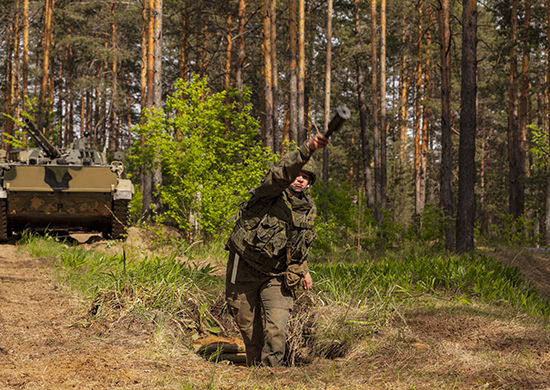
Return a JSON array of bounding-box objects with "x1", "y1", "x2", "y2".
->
[{"x1": 227, "y1": 190, "x2": 317, "y2": 275}]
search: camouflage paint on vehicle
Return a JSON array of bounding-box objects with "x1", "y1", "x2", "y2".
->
[{"x1": 0, "y1": 121, "x2": 133, "y2": 242}]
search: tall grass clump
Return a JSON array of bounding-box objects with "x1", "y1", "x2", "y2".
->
[
  {"x1": 312, "y1": 252, "x2": 550, "y2": 318},
  {"x1": 19, "y1": 231, "x2": 225, "y2": 334}
]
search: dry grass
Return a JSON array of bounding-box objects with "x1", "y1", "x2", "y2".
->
[{"x1": 18, "y1": 231, "x2": 550, "y2": 389}]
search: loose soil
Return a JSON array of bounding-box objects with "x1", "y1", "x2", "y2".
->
[{"x1": 2, "y1": 235, "x2": 550, "y2": 389}]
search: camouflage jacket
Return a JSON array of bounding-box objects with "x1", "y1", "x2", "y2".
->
[{"x1": 227, "y1": 143, "x2": 317, "y2": 275}]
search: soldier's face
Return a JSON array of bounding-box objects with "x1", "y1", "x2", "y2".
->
[{"x1": 291, "y1": 172, "x2": 310, "y2": 190}]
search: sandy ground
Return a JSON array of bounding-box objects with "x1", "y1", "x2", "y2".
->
[
  {"x1": 2, "y1": 236, "x2": 550, "y2": 389},
  {"x1": 0, "y1": 243, "x2": 171, "y2": 389}
]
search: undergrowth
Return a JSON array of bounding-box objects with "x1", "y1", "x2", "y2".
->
[{"x1": 17, "y1": 230, "x2": 550, "y2": 367}]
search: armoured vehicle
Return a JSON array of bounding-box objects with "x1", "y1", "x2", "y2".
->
[{"x1": 0, "y1": 120, "x2": 134, "y2": 242}]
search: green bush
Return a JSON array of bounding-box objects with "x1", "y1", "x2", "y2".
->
[{"x1": 130, "y1": 76, "x2": 277, "y2": 237}]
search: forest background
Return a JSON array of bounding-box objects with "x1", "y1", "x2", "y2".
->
[{"x1": 0, "y1": 0, "x2": 548, "y2": 254}]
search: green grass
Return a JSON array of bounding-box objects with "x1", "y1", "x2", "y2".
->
[
  {"x1": 17, "y1": 230, "x2": 550, "y2": 368},
  {"x1": 312, "y1": 252, "x2": 550, "y2": 318},
  {"x1": 19, "y1": 231, "x2": 224, "y2": 333}
]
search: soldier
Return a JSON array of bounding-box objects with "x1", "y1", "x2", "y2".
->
[{"x1": 225, "y1": 134, "x2": 328, "y2": 366}]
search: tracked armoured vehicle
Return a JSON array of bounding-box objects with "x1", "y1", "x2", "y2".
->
[{"x1": 0, "y1": 120, "x2": 134, "y2": 242}]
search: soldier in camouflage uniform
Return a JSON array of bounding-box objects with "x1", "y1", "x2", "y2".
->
[{"x1": 225, "y1": 134, "x2": 328, "y2": 366}]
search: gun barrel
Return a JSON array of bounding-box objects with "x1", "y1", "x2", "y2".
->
[
  {"x1": 24, "y1": 119, "x2": 61, "y2": 159},
  {"x1": 324, "y1": 105, "x2": 351, "y2": 138}
]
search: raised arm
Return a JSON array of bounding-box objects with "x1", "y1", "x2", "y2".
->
[{"x1": 252, "y1": 134, "x2": 328, "y2": 200}]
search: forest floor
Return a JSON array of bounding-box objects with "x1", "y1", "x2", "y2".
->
[{"x1": 1, "y1": 231, "x2": 550, "y2": 389}]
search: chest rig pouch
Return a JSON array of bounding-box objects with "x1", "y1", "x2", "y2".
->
[{"x1": 228, "y1": 191, "x2": 315, "y2": 275}]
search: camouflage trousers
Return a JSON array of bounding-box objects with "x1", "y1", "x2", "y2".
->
[{"x1": 225, "y1": 252, "x2": 294, "y2": 367}]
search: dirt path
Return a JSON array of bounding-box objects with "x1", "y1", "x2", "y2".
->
[
  {"x1": 2, "y1": 240, "x2": 550, "y2": 390},
  {"x1": 0, "y1": 243, "x2": 170, "y2": 389}
]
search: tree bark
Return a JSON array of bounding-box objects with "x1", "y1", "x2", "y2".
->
[
  {"x1": 151, "y1": 0, "x2": 163, "y2": 216},
  {"x1": 262, "y1": 0, "x2": 274, "y2": 151},
  {"x1": 456, "y1": 0, "x2": 477, "y2": 253},
  {"x1": 297, "y1": 0, "x2": 306, "y2": 146},
  {"x1": 11, "y1": 0, "x2": 21, "y2": 148},
  {"x1": 289, "y1": 0, "x2": 298, "y2": 145},
  {"x1": 39, "y1": 0, "x2": 55, "y2": 133},
  {"x1": 398, "y1": 14, "x2": 409, "y2": 164},
  {"x1": 179, "y1": 0, "x2": 189, "y2": 82},
  {"x1": 225, "y1": 13, "x2": 233, "y2": 133},
  {"x1": 546, "y1": 0, "x2": 550, "y2": 246},
  {"x1": 109, "y1": 2, "x2": 118, "y2": 152},
  {"x1": 420, "y1": 6, "x2": 433, "y2": 221},
  {"x1": 141, "y1": 0, "x2": 153, "y2": 219},
  {"x1": 22, "y1": 0, "x2": 29, "y2": 104},
  {"x1": 414, "y1": 0, "x2": 423, "y2": 218},
  {"x1": 379, "y1": 0, "x2": 387, "y2": 212},
  {"x1": 322, "y1": 0, "x2": 333, "y2": 184},
  {"x1": 270, "y1": 0, "x2": 279, "y2": 152},
  {"x1": 372, "y1": 0, "x2": 380, "y2": 220},
  {"x1": 235, "y1": 0, "x2": 246, "y2": 92},
  {"x1": 354, "y1": 0, "x2": 375, "y2": 210},
  {"x1": 438, "y1": 0, "x2": 455, "y2": 251},
  {"x1": 508, "y1": 0, "x2": 520, "y2": 219},
  {"x1": 517, "y1": 0, "x2": 531, "y2": 219}
]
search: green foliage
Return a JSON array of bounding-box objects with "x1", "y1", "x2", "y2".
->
[
  {"x1": 130, "y1": 76, "x2": 277, "y2": 237},
  {"x1": 20, "y1": 231, "x2": 222, "y2": 313},
  {"x1": 485, "y1": 214, "x2": 542, "y2": 247},
  {"x1": 528, "y1": 124, "x2": 549, "y2": 167},
  {"x1": 313, "y1": 252, "x2": 550, "y2": 318},
  {"x1": 311, "y1": 183, "x2": 449, "y2": 258}
]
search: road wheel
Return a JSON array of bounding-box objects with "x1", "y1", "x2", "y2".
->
[{"x1": 111, "y1": 199, "x2": 129, "y2": 240}]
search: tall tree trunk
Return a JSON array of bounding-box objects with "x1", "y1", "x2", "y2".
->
[
  {"x1": 398, "y1": 14, "x2": 409, "y2": 164},
  {"x1": 197, "y1": 8, "x2": 207, "y2": 77},
  {"x1": 456, "y1": 0, "x2": 477, "y2": 253},
  {"x1": 270, "y1": 0, "x2": 279, "y2": 152},
  {"x1": 109, "y1": 2, "x2": 118, "y2": 152},
  {"x1": 517, "y1": 0, "x2": 531, "y2": 219},
  {"x1": 39, "y1": 0, "x2": 55, "y2": 133},
  {"x1": 139, "y1": 0, "x2": 149, "y2": 218},
  {"x1": 508, "y1": 0, "x2": 520, "y2": 219},
  {"x1": 12, "y1": 0, "x2": 21, "y2": 146},
  {"x1": 480, "y1": 104, "x2": 488, "y2": 235},
  {"x1": 372, "y1": 0, "x2": 381, "y2": 220},
  {"x1": 262, "y1": 0, "x2": 274, "y2": 150},
  {"x1": 235, "y1": 0, "x2": 246, "y2": 92},
  {"x1": 151, "y1": 0, "x2": 163, "y2": 217},
  {"x1": 354, "y1": 0, "x2": 375, "y2": 210},
  {"x1": 420, "y1": 7, "x2": 433, "y2": 220},
  {"x1": 379, "y1": 0, "x2": 387, "y2": 212},
  {"x1": 67, "y1": 40, "x2": 74, "y2": 144},
  {"x1": 224, "y1": 13, "x2": 233, "y2": 133},
  {"x1": 438, "y1": 0, "x2": 455, "y2": 251},
  {"x1": 179, "y1": 0, "x2": 189, "y2": 82},
  {"x1": 3, "y1": 8, "x2": 15, "y2": 151},
  {"x1": 297, "y1": 0, "x2": 306, "y2": 145},
  {"x1": 141, "y1": 0, "x2": 155, "y2": 219},
  {"x1": 414, "y1": 0, "x2": 424, "y2": 218},
  {"x1": 545, "y1": 0, "x2": 550, "y2": 246},
  {"x1": 322, "y1": 0, "x2": 333, "y2": 184},
  {"x1": 22, "y1": 0, "x2": 29, "y2": 102},
  {"x1": 289, "y1": 0, "x2": 298, "y2": 144},
  {"x1": 153, "y1": 0, "x2": 163, "y2": 108}
]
